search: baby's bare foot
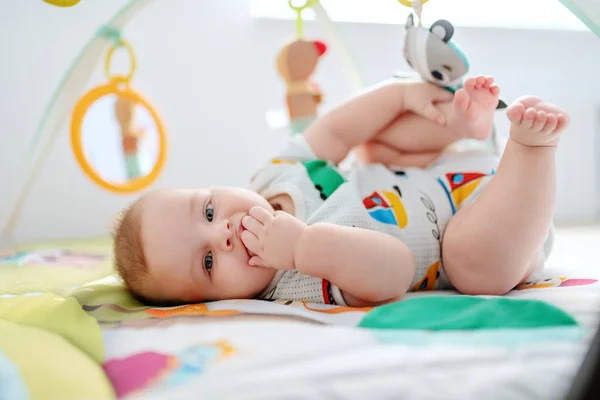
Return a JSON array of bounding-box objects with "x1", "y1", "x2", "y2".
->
[
  {"x1": 448, "y1": 76, "x2": 500, "y2": 140},
  {"x1": 507, "y1": 96, "x2": 569, "y2": 147}
]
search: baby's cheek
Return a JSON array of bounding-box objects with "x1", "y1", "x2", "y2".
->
[{"x1": 217, "y1": 255, "x2": 270, "y2": 297}]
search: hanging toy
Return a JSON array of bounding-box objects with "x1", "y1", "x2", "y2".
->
[
  {"x1": 396, "y1": 1, "x2": 506, "y2": 155},
  {"x1": 276, "y1": 39, "x2": 328, "y2": 135},
  {"x1": 70, "y1": 35, "x2": 168, "y2": 194},
  {"x1": 403, "y1": 13, "x2": 469, "y2": 94},
  {"x1": 402, "y1": 12, "x2": 507, "y2": 108},
  {"x1": 114, "y1": 97, "x2": 146, "y2": 180},
  {"x1": 42, "y1": 0, "x2": 81, "y2": 7},
  {"x1": 275, "y1": 0, "x2": 328, "y2": 135},
  {"x1": 397, "y1": 0, "x2": 428, "y2": 26}
]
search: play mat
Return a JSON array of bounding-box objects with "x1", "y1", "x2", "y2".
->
[
  {"x1": 0, "y1": 235, "x2": 599, "y2": 399},
  {"x1": 3, "y1": 0, "x2": 600, "y2": 398}
]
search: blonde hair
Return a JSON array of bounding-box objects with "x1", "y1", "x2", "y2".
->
[
  {"x1": 112, "y1": 201, "x2": 150, "y2": 302},
  {"x1": 112, "y1": 200, "x2": 187, "y2": 307}
]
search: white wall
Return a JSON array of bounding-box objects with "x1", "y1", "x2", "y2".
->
[{"x1": 0, "y1": 0, "x2": 599, "y2": 247}]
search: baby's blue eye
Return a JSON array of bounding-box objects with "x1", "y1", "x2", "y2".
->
[
  {"x1": 204, "y1": 251, "x2": 213, "y2": 272},
  {"x1": 205, "y1": 203, "x2": 214, "y2": 222}
]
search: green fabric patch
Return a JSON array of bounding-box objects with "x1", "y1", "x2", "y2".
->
[
  {"x1": 302, "y1": 160, "x2": 346, "y2": 200},
  {"x1": 371, "y1": 327, "x2": 584, "y2": 349},
  {"x1": 358, "y1": 296, "x2": 578, "y2": 331}
]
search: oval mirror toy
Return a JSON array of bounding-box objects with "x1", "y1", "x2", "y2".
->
[{"x1": 70, "y1": 39, "x2": 167, "y2": 194}]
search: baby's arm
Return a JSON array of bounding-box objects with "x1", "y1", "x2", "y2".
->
[
  {"x1": 241, "y1": 207, "x2": 415, "y2": 307},
  {"x1": 295, "y1": 222, "x2": 415, "y2": 307},
  {"x1": 303, "y1": 79, "x2": 454, "y2": 164}
]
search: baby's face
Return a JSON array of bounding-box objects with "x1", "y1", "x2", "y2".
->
[{"x1": 139, "y1": 187, "x2": 277, "y2": 303}]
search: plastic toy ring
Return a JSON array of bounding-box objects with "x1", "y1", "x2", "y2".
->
[
  {"x1": 287, "y1": 0, "x2": 318, "y2": 12},
  {"x1": 397, "y1": 0, "x2": 429, "y2": 7},
  {"x1": 104, "y1": 40, "x2": 137, "y2": 83},
  {"x1": 70, "y1": 79, "x2": 167, "y2": 194}
]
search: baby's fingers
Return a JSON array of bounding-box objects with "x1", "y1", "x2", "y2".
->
[
  {"x1": 241, "y1": 230, "x2": 262, "y2": 255},
  {"x1": 249, "y1": 255, "x2": 268, "y2": 268},
  {"x1": 242, "y1": 215, "x2": 265, "y2": 237},
  {"x1": 249, "y1": 206, "x2": 274, "y2": 225},
  {"x1": 421, "y1": 103, "x2": 446, "y2": 126}
]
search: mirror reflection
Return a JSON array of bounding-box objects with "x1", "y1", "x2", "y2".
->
[{"x1": 80, "y1": 94, "x2": 160, "y2": 184}]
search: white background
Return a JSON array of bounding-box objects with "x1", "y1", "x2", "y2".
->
[{"x1": 0, "y1": 0, "x2": 598, "y2": 247}]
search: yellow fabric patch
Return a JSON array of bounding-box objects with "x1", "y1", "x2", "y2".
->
[
  {"x1": 0, "y1": 293, "x2": 114, "y2": 399},
  {"x1": 0, "y1": 293, "x2": 105, "y2": 364},
  {"x1": 0, "y1": 320, "x2": 114, "y2": 400}
]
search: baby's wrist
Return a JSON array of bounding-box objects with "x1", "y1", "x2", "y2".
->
[
  {"x1": 293, "y1": 224, "x2": 316, "y2": 275},
  {"x1": 292, "y1": 225, "x2": 307, "y2": 272}
]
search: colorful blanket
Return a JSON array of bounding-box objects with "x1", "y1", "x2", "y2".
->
[
  {"x1": 88, "y1": 272, "x2": 599, "y2": 399},
  {"x1": 1, "y1": 235, "x2": 599, "y2": 399}
]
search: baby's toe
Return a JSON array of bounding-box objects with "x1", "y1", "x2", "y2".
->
[
  {"x1": 541, "y1": 114, "x2": 559, "y2": 134},
  {"x1": 475, "y1": 76, "x2": 486, "y2": 89},
  {"x1": 483, "y1": 76, "x2": 494, "y2": 88},
  {"x1": 522, "y1": 107, "x2": 538, "y2": 129},
  {"x1": 556, "y1": 113, "x2": 570, "y2": 133},
  {"x1": 453, "y1": 89, "x2": 470, "y2": 113},
  {"x1": 531, "y1": 111, "x2": 548, "y2": 132},
  {"x1": 506, "y1": 102, "x2": 525, "y2": 124},
  {"x1": 489, "y1": 84, "x2": 500, "y2": 96},
  {"x1": 464, "y1": 77, "x2": 477, "y2": 91}
]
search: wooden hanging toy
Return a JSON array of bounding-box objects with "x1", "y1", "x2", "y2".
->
[
  {"x1": 275, "y1": 0, "x2": 328, "y2": 135},
  {"x1": 114, "y1": 96, "x2": 147, "y2": 180}
]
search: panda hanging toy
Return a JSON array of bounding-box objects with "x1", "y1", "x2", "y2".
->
[{"x1": 402, "y1": 13, "x2": 506, "y2": 109}]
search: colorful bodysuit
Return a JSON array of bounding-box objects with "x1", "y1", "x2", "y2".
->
[{"x1": 250, "y1": 135, "x2": 553, "y2": 305}]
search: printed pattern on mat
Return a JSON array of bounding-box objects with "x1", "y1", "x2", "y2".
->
[
  {"x1": 71, "y1": 275, "x2": 600, "y2": 330},
  {"x1": 103, "y1": 341, "x2": 235, "y2": 398},
  {"x1": 516, "y1": 276, "x2": 598, "y2": 290},
  {"x1": 0, "y1": 249, "x2": 108, "y2": 269}
]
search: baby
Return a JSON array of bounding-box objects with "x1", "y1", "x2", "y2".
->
[{"x1": 113, "y1": 76, "x2": 569, "y2": 307}]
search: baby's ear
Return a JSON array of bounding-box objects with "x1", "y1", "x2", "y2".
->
[
  {"x1": 430, "y1": 19, "x2": 454, "y2": 43},
  {"x1": 406, "y1": 13, "x2": 415, "y2": 30}
]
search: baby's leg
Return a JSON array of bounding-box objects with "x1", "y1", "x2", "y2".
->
[
  {"x1": 441, "y1": 97, "x2": 569, "y2": 295},
  {"x1": 356, "y1": 76, "x2": 500, "y2": 167}
]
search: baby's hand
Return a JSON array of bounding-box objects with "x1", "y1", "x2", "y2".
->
[
  {"x1": 240, "y1": 206, "x2": 306, "y2": 270},
  {"x1": 402, "y1": 81, "x2": 454, "y2": 126}
]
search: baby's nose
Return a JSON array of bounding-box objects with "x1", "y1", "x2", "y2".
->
[{"x1": 217, "y1": 220, "x2": 234, "y2": 251}]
